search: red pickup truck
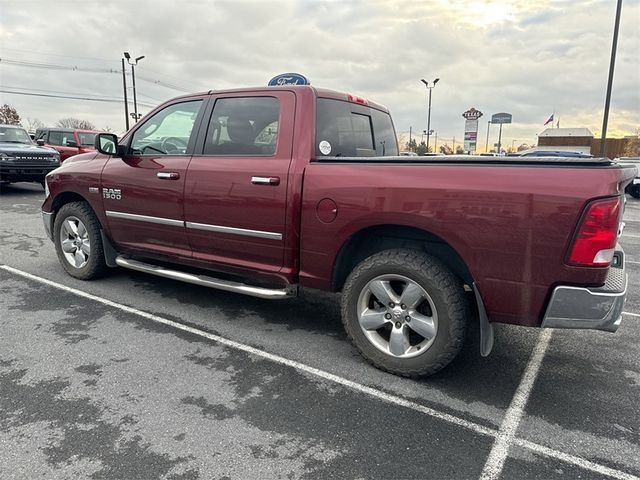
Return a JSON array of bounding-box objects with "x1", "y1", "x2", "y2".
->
[{"x1": 41, "y1": 85, "x2": 635, "y2": 377}]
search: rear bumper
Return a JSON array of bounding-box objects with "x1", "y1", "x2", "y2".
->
[{"x1": 542, "y1": 252, "x2": 627, "y2": 333}]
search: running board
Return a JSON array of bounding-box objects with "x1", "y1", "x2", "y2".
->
[{"x1": 115, "y1": 256, "x2": 297, "y2": 300}]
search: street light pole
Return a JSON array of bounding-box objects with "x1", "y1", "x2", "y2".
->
[
  {"x1": 121, "y1": 58, "x2": 129, "y2": 131},
  {"x1": 599, "y1": 0, "x2": 623, "y2": 158},
  {"x1": 420, "y1": 78, "x2": 439, "y2": 153},
  {"x1": 485, "y1": 121, "x2": 491, "y2": 152},
  {"x1": 124, "y1": 52, "x2": 145, "y2": 123}
]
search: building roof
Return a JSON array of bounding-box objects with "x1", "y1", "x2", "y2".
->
[{"x1": 538, "y1": 128, "x2": 593, "y2": 137}]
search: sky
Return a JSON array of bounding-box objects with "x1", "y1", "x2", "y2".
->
[{"x1": 0, "y1": 0, "x2": 638, "y2": 151}]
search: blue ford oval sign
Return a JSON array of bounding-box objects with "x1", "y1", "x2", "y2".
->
[{"x1": 268, "y1": 73, "x2": 310, "y2": 86}]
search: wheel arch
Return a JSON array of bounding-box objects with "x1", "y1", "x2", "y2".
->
[
  {"x1": 331, "y1": 224, "x2": 475, "y2": 292},
  {"x1": 51, "y1": 191, "x2": 99, "y2": 224}
]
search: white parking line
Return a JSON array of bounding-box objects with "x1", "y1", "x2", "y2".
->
[
  {"x1": 480, "y1": 330, "x2": 553, "y2": 480},
  {"x1": 1, "y1": 264, "x2": 638, "y2": 480},
  {"x1": 515, "y1": 439, "x2": 640, "y2": 480},
  {"x1": 624, "y1": 311, "x2": 640, "y2": 318}
]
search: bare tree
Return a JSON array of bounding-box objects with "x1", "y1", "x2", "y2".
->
[
  {"x1": 0, "y1": 104, "x2": 21, "y2": 125},
  {"x1": 55, "y1": 118, "x2": 96, "y2": 130},
  {"x1": 623, "y1": 130, "x2": 639, "y2": 157},
  {"x1": 517, "y1": 143, "x2": 532, "y2": 152},
  {"x1": 102, "y1": 125, "x2": 114, "y2": 133},
  {"x1": 25, "y1": 117, "x2": 46, "y2": 132},
  {"x1": 455, "y1": 145, "x2": 465, "y2": 154},
  {"x1": 440, "y1": 144, "x2": 453, "y2": 155}
]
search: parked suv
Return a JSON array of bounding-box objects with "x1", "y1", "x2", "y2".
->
[
  {"x1": 35, "y1": 128, "x2": 101, "y2": 162},
  {"x1": 0, "y1": 124, "x2": 60, "y2": 186}
]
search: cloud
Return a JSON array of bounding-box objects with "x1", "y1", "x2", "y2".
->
[{"x1": 0, "y1": 0, "x2": 638, "y2": 147}]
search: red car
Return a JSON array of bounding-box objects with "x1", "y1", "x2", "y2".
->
[
  {"x1": 41, "y1": 85, "x2": 636, "y2": 377},
  {"x1": 35, "y1": 128, "x2": 101, "y2": 162}
]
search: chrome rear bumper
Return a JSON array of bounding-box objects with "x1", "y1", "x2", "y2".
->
[{"x1": 542, "y1": 253, "x2": 627, "y2": 333}]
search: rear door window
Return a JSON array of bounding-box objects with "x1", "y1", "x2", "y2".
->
[
  {"x1": 315, "y1": 98, "x2": 398, "y2": 157},
  {"x1": 203, "y1": 97, "x2": 280, "y2": 156}
]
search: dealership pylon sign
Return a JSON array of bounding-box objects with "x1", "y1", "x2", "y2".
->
[{"x1": 462, "y1": 107, "x2": 483, "y2": 153}]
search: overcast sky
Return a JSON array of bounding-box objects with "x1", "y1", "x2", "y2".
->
[{"x1": 1, "y1": 0, "x2": 638, "y2": 150}]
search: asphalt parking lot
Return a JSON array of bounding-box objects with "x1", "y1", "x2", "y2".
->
[{"x1": 1, "y1": 182, "x2": 639, "y2": 480}]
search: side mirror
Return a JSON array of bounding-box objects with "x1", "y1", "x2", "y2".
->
[
  {"x1": 95, "y1": 133, "x2": 119, "y2": 155},
  {"x1": 36, "y1": 138, "x2": 45, "y2": 146},
  {"x1": 66, "y1": 140, "x2": 78, "y2": 148}
]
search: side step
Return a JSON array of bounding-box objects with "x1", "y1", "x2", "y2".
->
[{"x1": 115, "y1": 256, "x2": 297, "y2": 300}]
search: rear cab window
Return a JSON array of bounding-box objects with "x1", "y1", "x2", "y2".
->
[{"x1": 315, "y1": 97, "x2": 398, "y2": 158}]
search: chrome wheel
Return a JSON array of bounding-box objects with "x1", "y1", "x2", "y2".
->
[
  {"x1": 59, "y1": 216, "x2": 91, "y2": 269},
  {"x1": 357, "y1": 274, "x2": 438, "y2": 358}
]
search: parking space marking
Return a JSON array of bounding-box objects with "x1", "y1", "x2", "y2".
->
[
  {"x1": 623, "y1": 311, "x2": 640, "y2": 318},
  {"x1": 515, "y1": 439, "x2": 640, "y2": 480},
  {"x1": 1, "y1": 264, "x2": 639, "y2": 480},
  {"x1": 480, "y1": 330, "x2": 553, "y2": 480}
]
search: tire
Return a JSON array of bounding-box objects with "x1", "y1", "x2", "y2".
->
[
  {"x1": 54, "y1": 201, "x2": 107, "y2": 280},
  {"x1": 341, "y1": 249, "x2": 467, "y2": 377},
  {"x1": 630, "y1": 185, "x2": 640, "y2": 199}
]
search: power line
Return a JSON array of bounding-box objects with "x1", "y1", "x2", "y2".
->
[
  {"x1": 2, "y1": 84, "x2": 122, "y2": 101},
  {"x1": 0, "y1": 57, "x2": 194, "y2": 93},
  {"x1": 0, "y1": 48, "x2": 210, "y2": 91},
  {"x1": 0, "y1": 89, "x2": 156, "y2": 108}
]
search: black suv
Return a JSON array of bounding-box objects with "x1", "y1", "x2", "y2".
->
[{"x1": 0, "y1": 124, "x2": 60, "y2": 187}]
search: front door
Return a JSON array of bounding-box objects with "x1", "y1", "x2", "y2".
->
[
  {"x1": 184, "y1": 92, "x2": 295, "y2": 274},
  {"x1": 101, "y1": 98, "x2": 206, "y2": 259}
]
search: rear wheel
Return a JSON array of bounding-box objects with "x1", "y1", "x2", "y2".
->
[
  {"x1": 630, "y1": 185, "x2": 640, "y2": 199},
  {"x1": 54, "y1": 202, "x2": 107, "y2": 280},
  {"x1": 341, "y1": 249, "x2": 467, "y2": 377}
]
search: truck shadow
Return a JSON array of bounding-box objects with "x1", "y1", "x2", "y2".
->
[{"x1": 114, "y1": 270, "x2": 539, "y2": 411}]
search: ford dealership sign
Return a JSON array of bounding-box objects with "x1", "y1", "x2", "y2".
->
[{"x1": 268, "y1": 73, "x2": 310, "y2": 86}]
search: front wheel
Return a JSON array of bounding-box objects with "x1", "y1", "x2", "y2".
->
[
  {"x1": 54, "y1": 201, "x2": 107, "y2": 280},
  {"x1": 341, "y1": 249, "x2": 468, "y2": 377}
]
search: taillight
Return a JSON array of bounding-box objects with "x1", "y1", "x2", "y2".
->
[{"x1": 567, "y1": 197, "x2": 621, "y2": 267}]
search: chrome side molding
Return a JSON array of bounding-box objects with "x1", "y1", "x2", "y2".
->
[
  {"x1": 106, "y1": 210, "x2": 184, "y2": 227},
  {"x1": 186, "y1": 222, "x2": 282, "y2": 241},
  {"x1": 114, "y1": 256, "x2": 297, "y2": 300}
]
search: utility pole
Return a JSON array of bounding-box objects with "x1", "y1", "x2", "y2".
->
[
  {"x1": 420, "y1": 78, "x2": 439, "y2": 153},
  {"x1": 121, "y1": 58, "x2": 129, "y2": 131},
  {"x1": 599, "y1": 0, "x2": 623, "y2": 158}
]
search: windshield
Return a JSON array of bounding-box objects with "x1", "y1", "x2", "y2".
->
[
  {"x1": 78, "y1": 132, "x2": 97, "y2": 146},
  {"x1": 0, "y1": 126, "x2": 33, "y2": 145}
]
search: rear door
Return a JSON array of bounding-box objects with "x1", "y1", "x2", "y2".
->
[
  {"x1": 101, "y1": 97, "x2": 206, "y2": 258},
  {"x1": 184, "y1": 92, "x2": 295, "y2": 274}
]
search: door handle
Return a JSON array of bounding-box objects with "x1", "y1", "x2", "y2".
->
[
  {"x1": 251, "y1": 176, "x2": 280, "y2": 186},
  {"x1": 157, "y1": 172, "x2": 180, "y2": 180}
]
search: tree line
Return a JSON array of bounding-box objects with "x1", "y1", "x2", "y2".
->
[{"x1": 0, "y1": 103, "x2": 112, "y2": 132}]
